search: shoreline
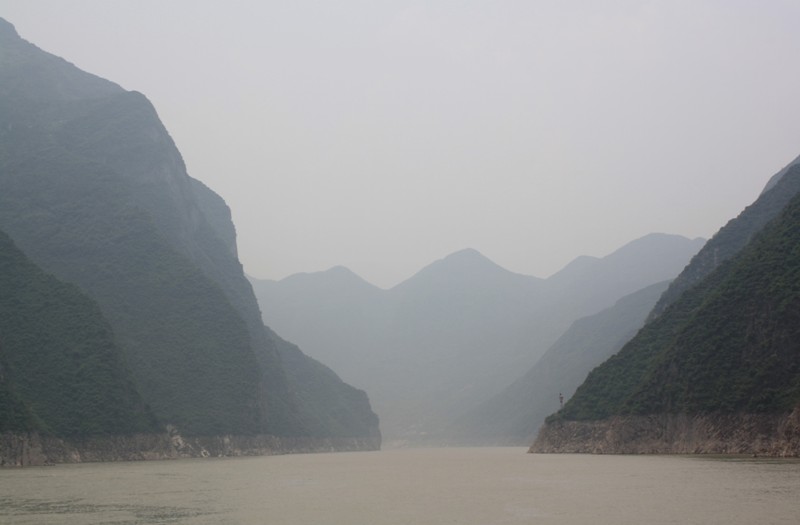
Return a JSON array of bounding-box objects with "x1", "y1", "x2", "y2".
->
[{"x1": 0, "y1": 427, "x2": 381, "y2": 467}]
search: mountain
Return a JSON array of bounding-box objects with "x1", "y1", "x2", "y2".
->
[
  {"x1": 650, "y1": 160, "x2": 800, "y2": 319},
  {"x1": 251, "y1": 234, "x2": 703, "y2": 443},
  {"x1": 546, "y1": 233, "x2": 704, "y2": 320},
  {"x1": 448, "y1": 280, "x2": 670, "y2": 445},
  {"x1": 0, "y1": 230, "x2": 157, "y2": 440},
  {"x1": 0, "y1": 18, "x2": 379, "y2": 461},
  {"x1": 379, "y1": 249, "x2": 547, "y2": 441},
  {"x1": 251, "y1": 266, "x2": 386, "y2": 386},
  {"x1": 532, "y1": 165, "x2": 800, "y2": 455}
]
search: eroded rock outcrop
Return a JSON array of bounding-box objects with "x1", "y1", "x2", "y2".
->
[{"x1": 530, "y1": 406, "x2": 800, "y2": 456}]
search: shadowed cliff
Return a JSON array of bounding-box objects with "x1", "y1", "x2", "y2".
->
[{"x1": 0, "y1": 18, "x2": 379, "y2": 454}]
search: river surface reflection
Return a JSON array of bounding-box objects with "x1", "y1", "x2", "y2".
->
[{"x1": 1, "y1": 447, "x2": 798, "y2": 524}]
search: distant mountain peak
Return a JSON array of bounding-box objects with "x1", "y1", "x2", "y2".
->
[
  {"x1": 281, "y1": 265, "x2": 364, "y2": 281},
  {"x1": 325, "y1": 264, "x2": 359, "y2": 276},
  {"x1": 422, "y1": 248, "x2": 520, "y2": 277},
  {"x1": 609, "y1": 232, "x2": 705, "y2": 257},
  {"x1": 323, "y1": 265, "x2": 378, "y2": 286},
  {"x1": 446, "y1": 247, "x2": 484, "y2": 258},
  {"x1": 389, "y1": 248, "x2": 541, "y2": 295},
  {"x1": 271, "y1": 265, "x2": 381, "y2": 293},
  {"x1": 553, "y1": 254, "x2": 600, "y2": 274},
  {"x1": 546, "y1": 233, "x2": 705, "y2": 292},
  {"x1": 441, "y1": 247, "x2": 503, "y2": 265}
]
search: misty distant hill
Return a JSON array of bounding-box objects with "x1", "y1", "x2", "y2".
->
[
  {"x1": 251, "y1": 233, "x2": 704, "y2": 443},
  {"x1": 446, "y1": 280, "x2": 670, "y2": 445},
  {"x1": 251, "y1": 266, "x2": 386, "y2": 383}
]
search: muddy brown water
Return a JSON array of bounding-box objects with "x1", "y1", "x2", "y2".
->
[{"x1": 1, "y1": 447, "x2": 798, "y2": 524}]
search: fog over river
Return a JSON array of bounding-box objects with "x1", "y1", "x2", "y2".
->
[{"x1": 1, "y1": 448, "x2": 798, "y2": 524}]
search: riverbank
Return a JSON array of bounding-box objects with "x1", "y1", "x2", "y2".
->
[
  {"x1": 0, "y1": 426, "x2": 381, "y2": 467},
  {"x1": 530, "y1": 407, "x2": 800, "y2": 456}
]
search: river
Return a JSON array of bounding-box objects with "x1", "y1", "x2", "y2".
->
[{"x1": 1, "y1": 447, "x2": 798, "y2": 524}]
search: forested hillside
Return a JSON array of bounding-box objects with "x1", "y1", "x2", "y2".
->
[
  {"x1": 0, "y1": 230, "x2": 157, "y2": 437},
  {"x1": 557, "y1": 166, "x2": 800, "y2": 422},
  {"x1": 650, "y1": 162, "x2": 800, "y2": 319},
  {"x1": 532, "y1": 166, "x2": 800, "y2": 455}
]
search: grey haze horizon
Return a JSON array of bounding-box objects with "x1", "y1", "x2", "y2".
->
[
  {"x1": 3, "y1": 1, "x2": 799, "y2": 289},
  {"x1": 249, "y1": 232, "x2": 707, "y2": 290}
]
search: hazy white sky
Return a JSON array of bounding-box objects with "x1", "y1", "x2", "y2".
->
[{"x1": 4, "y1": 1, "x2": 800, "y2": 288}]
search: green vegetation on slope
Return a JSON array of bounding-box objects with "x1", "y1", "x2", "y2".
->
[
  {"x1": 650, "y1": 165, "x2": 800, "y2": 319},
  {"x1": 0, "y1": 98, "x2": 266, "y2": 436},
  {"x1": 0, "y1": 230, "x2": 157, "y2": 436},
  {"x1": 556, "y1": 170, "x2": 800, "y2": 421}
]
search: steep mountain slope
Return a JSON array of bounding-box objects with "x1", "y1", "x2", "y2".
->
[
  {"x1": 533, "y1": 166, "x2": 800, "y2": 455},
  {"x1": 0, "y1": 18, "x2": 379, "y2": 453},
  {"x1": 449, "y1": 280, "x2": 670, "y2": 445},
  {"x1": 650, "y1": 163, "x2": 800, "y2": 319},
  {"x1": 761, "y1": 153, "x2": 800, "y2": 194},
  {"x1": 0, "y1": 230, "x2": 157, "y2": 438},
  {"x1": 252, "y1": 235, "x2": 703, "y2": 443}
]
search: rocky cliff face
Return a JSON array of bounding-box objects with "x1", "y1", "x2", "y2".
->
[
  {"x1": 0, "y1": 17, "x2": 380, "y2": 458},
  {"x1": 530, "y1": 406, "x2": 800, "y2": 456}
]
